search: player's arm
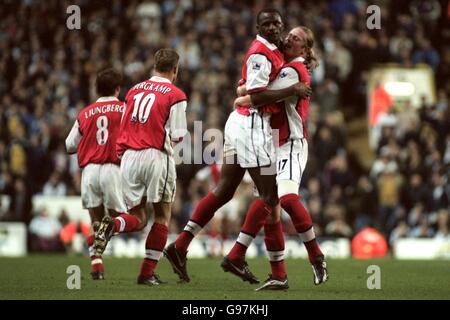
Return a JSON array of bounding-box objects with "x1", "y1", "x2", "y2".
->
[
  {"x1": 244, "y1": 54, "x2": 311, "y2": 107},
  {"x1": 236, "y1": 66, "x2": 304, "y2": 108},
  {"x1": 65, "y1": 120, "x2": 82, "y2": 154},
  {"x1": 169, "y1": 100, "x2": 188, "y2": 144}
]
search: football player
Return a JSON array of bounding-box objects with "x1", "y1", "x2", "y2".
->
[
  {"x1": 65, "y1": 68, "x2": 139, "y2": 280},
  {"x1": 95, "y1": 49, "x2": 187, "y2": 285},
  {"x1": 235, "y1": 26, "x2": 328, "y2": 290},
  {"x1": 164, "y1": 8, "x2": 311, "y2": 285}
]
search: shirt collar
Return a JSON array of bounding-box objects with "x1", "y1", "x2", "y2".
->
[
  {"x1": 291, "y1": 56, "x2": 305, "y2": 63},
  {"x1": 96, "y1": 96, "x2": 119, "y2": 102},
  {"x1": 150, "y1": 76, "x2": 172, "y2": 84},
  {"x1": 256, "y1": 35, "x2": 278, "y2": 51}
]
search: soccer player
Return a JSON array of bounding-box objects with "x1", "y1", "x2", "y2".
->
[
  {"x1": 164, "y1": 8, "x2": 311, "y2": 284},
  {"x1": 65, "y1": 68, "x2": 137, "y2": 280},
  {"x1": 96, "y1": 48, "x2": 187, "y2": 286},
  {"x1": 234, "y1": 26, "x2": 328, "y2": 290}
]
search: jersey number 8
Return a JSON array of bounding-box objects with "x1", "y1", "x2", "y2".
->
[{"x1": 96, "y1": 115, "x2": 109, "y2": 145}]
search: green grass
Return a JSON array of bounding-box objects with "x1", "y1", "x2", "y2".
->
[{"x1": 0, "y1": 256, "x2": 449, "y2": 300}]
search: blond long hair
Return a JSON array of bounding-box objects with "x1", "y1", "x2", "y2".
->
[{"x1": 300, "y1": 26, "x2": 319, "y2": 72}]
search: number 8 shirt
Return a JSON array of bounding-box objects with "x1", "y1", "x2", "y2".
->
[{"x1": 65, "y1": 96, "x2": 127, "y2": 212}]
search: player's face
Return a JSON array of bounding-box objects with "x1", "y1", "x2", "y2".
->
[
  {"x1": 283, "y1": 27, "x2": 307, "y2": 61},
  {"x1": 257, "y1": 13, "x2": 283, "y2": 45}
]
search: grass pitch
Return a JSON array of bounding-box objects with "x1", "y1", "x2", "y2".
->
[{"x1": 0, "y1": 255, "x2": 449, "y2": 300}]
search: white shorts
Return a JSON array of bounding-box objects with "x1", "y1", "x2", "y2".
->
[
  {"x1": 81, "y1": 163, "x2": 127, "y2": 212},
  {"x1": 276, "y1": 138, "x2": 308, "y2": 185},
  {"x1": 223, "y1": 110, "x2": 275, "y2": 168},
  {"x1": 121, "y1": 148, "x2": 176, "y2": 209}
]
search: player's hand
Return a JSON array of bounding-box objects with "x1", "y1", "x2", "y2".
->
[
  {"x1": 234, "y1": 95, "x2": 252, "y2": 108},
  {"x1": 293, "y1": 82, "x2": 312, "y2": 98},
  {"x1": 236, "y1": 85, "x2": 247, "y2": 97}
]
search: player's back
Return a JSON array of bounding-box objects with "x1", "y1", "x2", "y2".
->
[
  {"x1": 117, "y1": 76, "x2": 187, "y2": 156},
  {"x1": 77, "y1": 97, "x2": 124, "y2": 168}
]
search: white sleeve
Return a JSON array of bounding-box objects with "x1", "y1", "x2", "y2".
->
[
  {"x1": 245, "y1": 54, "x2": 272, "y2": 93},
  {"x1": 268, "y1": 67, "x2": 299, "y2": 90},
  {"x1": 65, "y1": 120, "x2": 81, "y2": 154},
  {"x1": 169, "y1": 100, "x2": 187, "y2": 141},
  {"x1": 195, "y1": 166, "x2": 212, "y2": 181}
]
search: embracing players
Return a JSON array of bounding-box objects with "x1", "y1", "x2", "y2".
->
[
  {"x1": 164, "y1": 8, "x2": 312, "y2": 286},
  {"x1": 235, "y1": 26, "x2": 329, "y2": 290}
]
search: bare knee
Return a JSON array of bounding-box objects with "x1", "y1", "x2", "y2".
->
[
  {"x1": 130, "y1": 208, "x2": 148, "y2": 231},
  {"x1": 260, "y1": 193, "x2": 278, "y2": 209}
]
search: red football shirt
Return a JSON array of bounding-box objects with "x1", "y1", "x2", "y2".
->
[
  {"x1": 70, "y1": 97, "x2": 124, "y2": 168},
  {"x1": 117, "y1": 76, "x2": 187, "y2": 156},
  {"x1": 236, "y1": 35, "x2": 285, "y2": 115},
  {"x1": 270, "y1": 58, "x2": 311, "y2": 146}
]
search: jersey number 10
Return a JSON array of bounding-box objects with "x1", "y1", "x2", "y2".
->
[{"x1": 131, "y1": 92, "x2": 156, "y2": 123}]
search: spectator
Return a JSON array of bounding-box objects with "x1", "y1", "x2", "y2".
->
[
  {"x1": 434, "y1": 209, "x2": 450, "y2": 240},
  {"x1": 29, "y1": 207, "x2": 63, "y2": 252},
  {"x1": 42, "y1": 172, "x2": 67, "y2": 196},
  {"x1": 0, "y1": 1, "x2": 447, "y2": 245}
]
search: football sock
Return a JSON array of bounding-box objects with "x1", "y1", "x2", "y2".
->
[
  {"x1": 280, "y1": 193, "x2": 323, "y2": 263},
  {"x1": 87, "y1": 234, "x2": 103, "y2": 273},
  {"x1": 176, "y1": 192, "x2": 225, "y2": 253},
  {"x1": 140, "y1": 223, "x2": 168, "y2": 279},
  {"x1": 228, "y1": 198, "x2": 272, "y2": 261},
  {"x1": 264, "y1": 220, "x2": 287, "y2": 280},
  {"x1": 113, "y1": 214, "x2": 140, "y2": 234}
]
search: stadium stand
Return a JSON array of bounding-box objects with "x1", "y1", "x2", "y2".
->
[{"x1": 0, "y1": 0, "x2": 448, "y2": 254}]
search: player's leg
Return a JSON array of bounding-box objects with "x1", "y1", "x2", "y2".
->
[
  {"x1": 87, "y1": 206, "x2": 105, "y2": 280},
  {"x1": 277, "y1": 139, "x2": 328, "y2": 285},
  {"x1": 173, "y1": 158, "x2": 245, "y2": 252},
  {"x1": 139, "y1": 149, "x2": 176, "y2": 285},
  {"x1": 165, "y1": 158, "x2": 245, "y2": 282},
  {"x1": 94, "y1": 163, "x2": 147, "y2": 255},
  {"x1": 105, "y1": 163, "x2": 144, "y2": 233},
  {"x1": 168, "y1": 111, "x2": 246, "y2": 260},
  {"x1": 138, "y1": 201, "x2": 171, "y2": 286},
  {"x1": 256, "y1": 205, "x2": 289, "y2": 291},
  {"x1": 222, "y1": 167, "x2": 278, "y2": 284},
  {"x1": 80, "y1": 164, "x2": 107, "y2": 279}
]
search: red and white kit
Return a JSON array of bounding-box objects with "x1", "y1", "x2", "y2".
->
[
  {"x1": 269, "y1": 57, "x2": 311, "y2": 185},
  {"x1": 117, "y1": 76, "x2": 187, "y2": 208},
  {"x1": 65, "y1": 96, "x2": 127, "y2": 212},
  {"x1": 224, "y1": 35, "x2": 284, "y2": 168}
]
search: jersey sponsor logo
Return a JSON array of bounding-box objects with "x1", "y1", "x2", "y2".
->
[{"x1": 252, "y1": 62, "x2": 261, "y2": 70}]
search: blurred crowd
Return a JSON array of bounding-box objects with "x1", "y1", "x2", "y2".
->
[{"x1": 0, "y1": 0, "x2": 449, "y2": 252}]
